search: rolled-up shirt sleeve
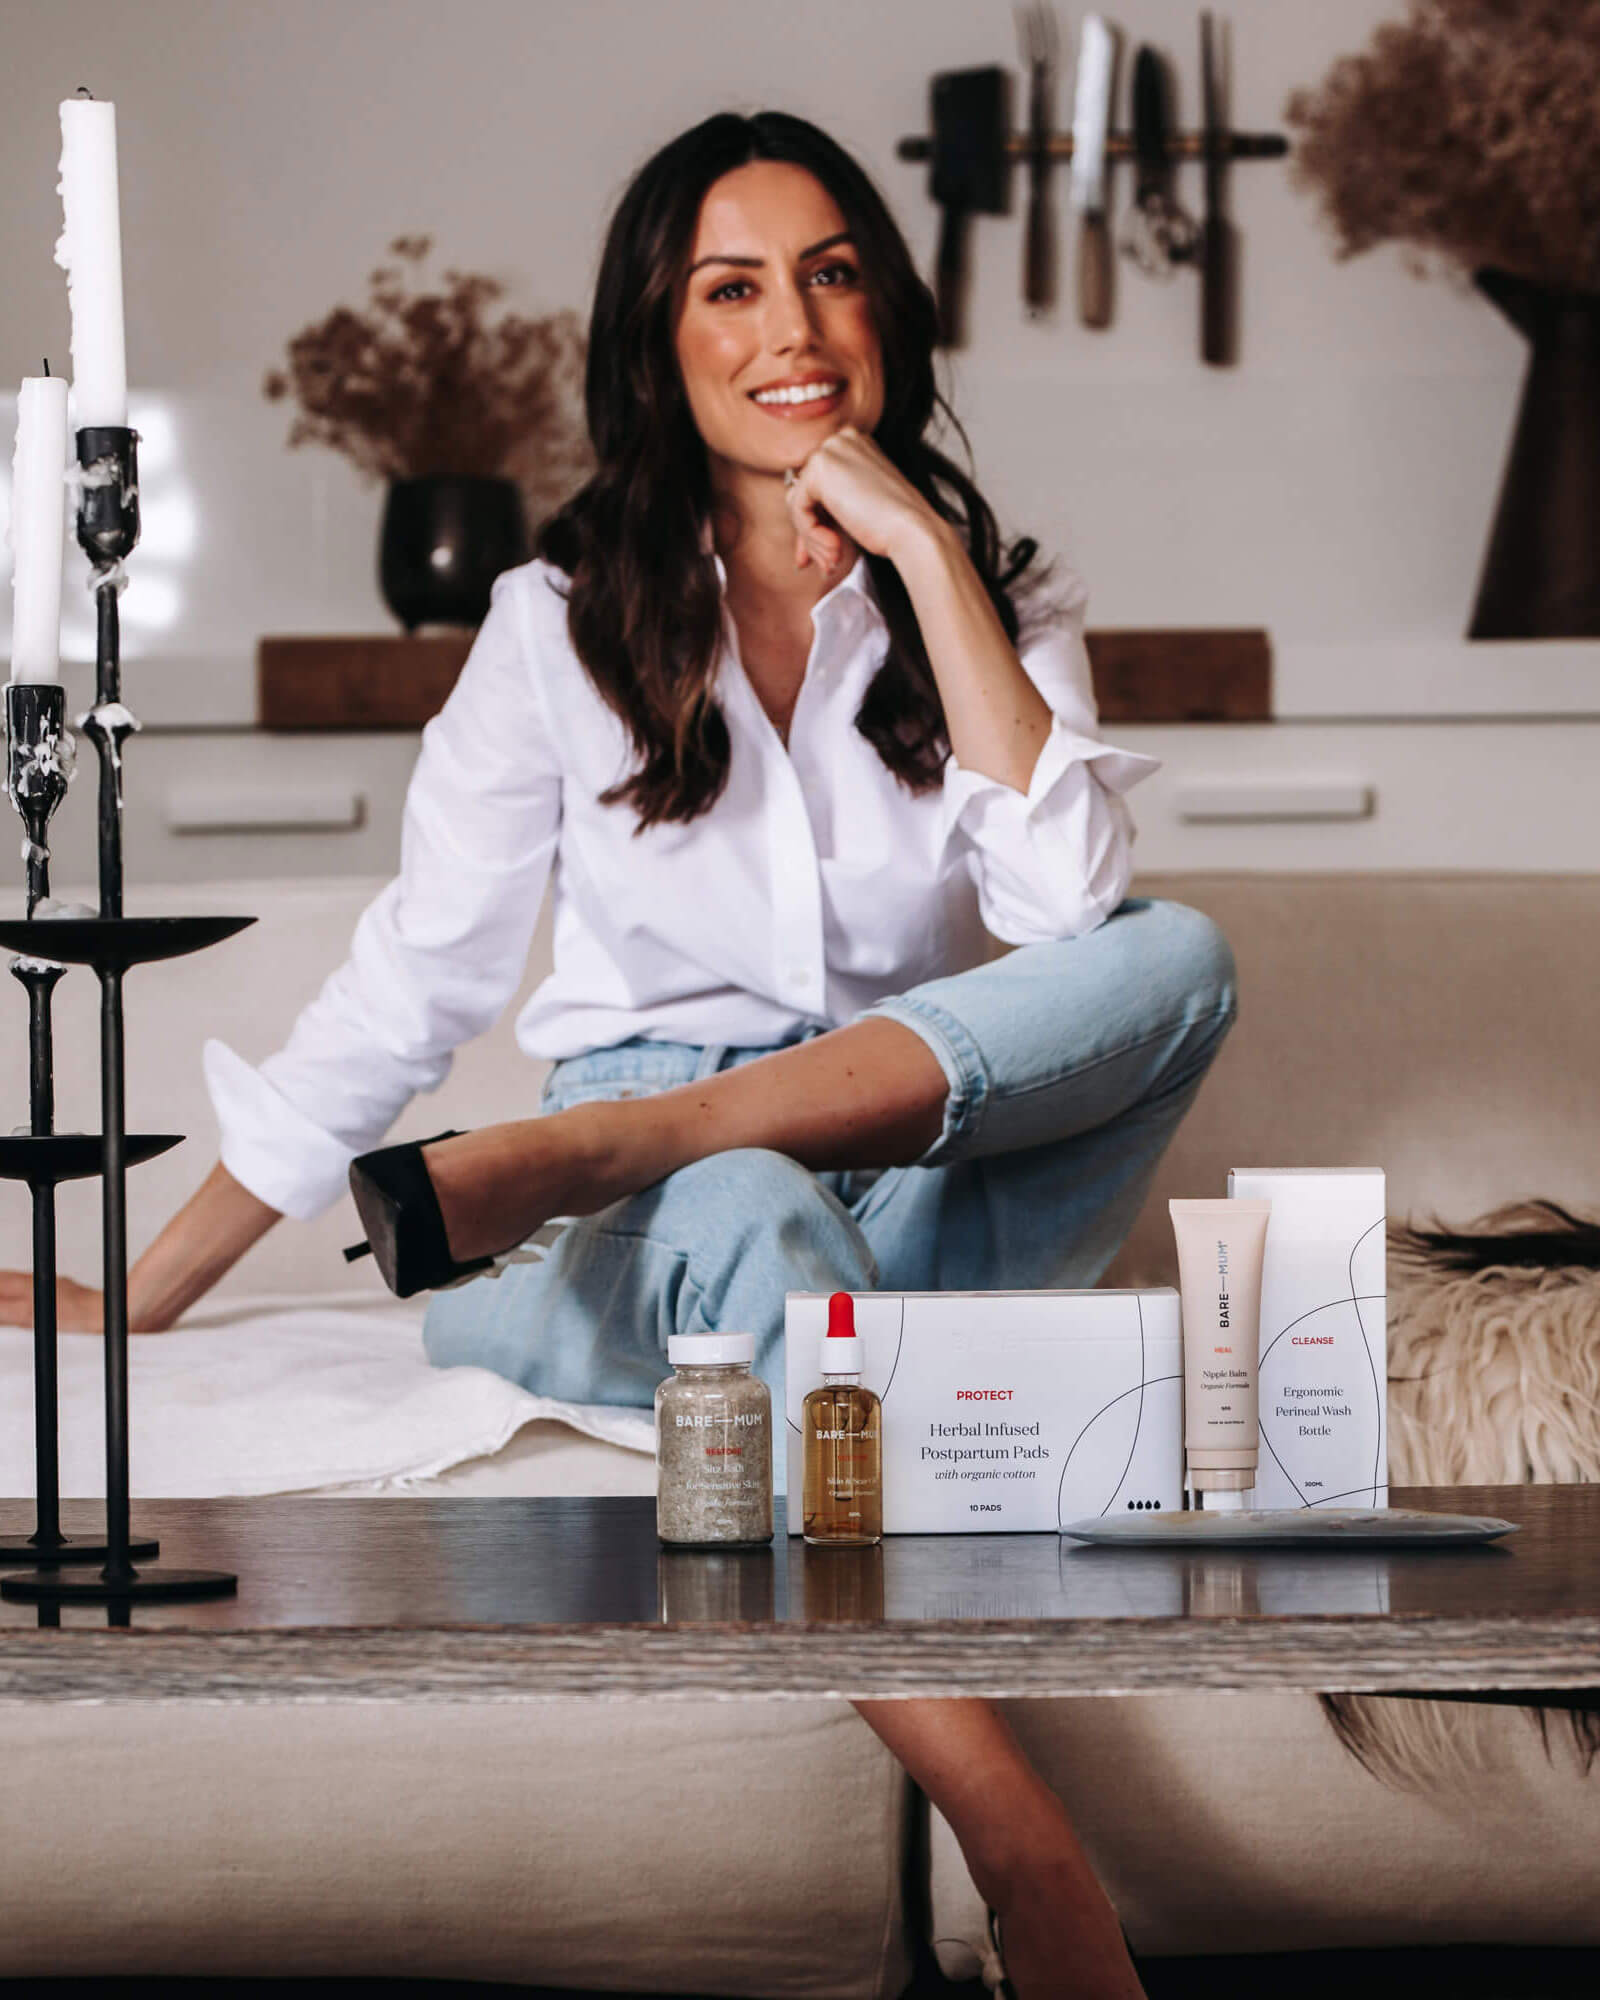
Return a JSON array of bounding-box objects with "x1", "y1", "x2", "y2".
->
[
  {"x1": 938, "y1": 565, "x2": 1159, "y2": 947},
  {"x1": 206, "y1": 570, "x2": 563, "y2": 1219}
]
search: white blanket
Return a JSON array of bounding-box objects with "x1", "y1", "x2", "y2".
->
[{"x1": 0, "y1": 1294, "x2": 655, "y2": 1499}]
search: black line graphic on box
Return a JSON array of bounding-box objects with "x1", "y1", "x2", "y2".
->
[
  {"x1": 1055, "y1": 1372, "x2": 1182, "y2": 1528},
  {"x1": 1257, "y1": 1291, "x2": 1386, "y2": 1508}
]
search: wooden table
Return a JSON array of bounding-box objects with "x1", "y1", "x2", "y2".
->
[{"x1": 0, "y1": 1487, "x2": 1595, "y2": 1706}]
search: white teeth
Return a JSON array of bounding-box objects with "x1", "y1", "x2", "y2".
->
[{"x1": 753, "y1": 380, "x2": 844, "y2": 406}]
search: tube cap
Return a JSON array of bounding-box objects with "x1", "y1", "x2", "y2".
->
[
  {"x1": 821, "y1": 1290, "x2": 864, "y2": 1372},
  {"x1": 667, "y1": 1331, "x2": 754, "y2": 1367},
  {"x1": 1198, "y1": 1488, "x2": 1251, "y2": 1512}
]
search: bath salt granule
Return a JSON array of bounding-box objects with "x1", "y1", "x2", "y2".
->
[{"x1": 655, "y1": 1332, "x2": 773, "y2": 1547}]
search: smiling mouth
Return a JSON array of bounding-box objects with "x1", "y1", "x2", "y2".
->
[{"x1": 750, "y1": 378, "x2": 847, "y2": 410}]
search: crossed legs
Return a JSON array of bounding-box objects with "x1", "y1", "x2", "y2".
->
[
  {"x1": 422, "y1": 1013, "x2": 949, "y2": 1265},
  {"x1": 420, "y1": 905, "x2": 1235, "y2": 1999}
]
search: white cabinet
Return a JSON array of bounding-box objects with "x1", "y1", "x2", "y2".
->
[
  {"x1": 1118, "y1": 722, "x2": 1600, "y2": 872},
  {"x1": 40, "y1": 732, "x2": 426, "y2": 891},
  {"x1": 31, "y1": 720, "x2": 1600, "y2": 892}
]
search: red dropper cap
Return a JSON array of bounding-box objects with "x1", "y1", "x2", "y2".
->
[{"x1": 822, "y1": 1291, "x2": 864, "y2": 1373}]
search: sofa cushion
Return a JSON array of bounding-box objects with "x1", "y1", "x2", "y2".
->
[
  {"x1": 929, "y1": 1690, "x2": 1600, "y2": 1970},
  {"x1": 1108, "y1": 872, "x2": 1600, "y2": 1284},
  {"x1": 0, "y1": 1699, "x2": 910, "y2": 1997}
]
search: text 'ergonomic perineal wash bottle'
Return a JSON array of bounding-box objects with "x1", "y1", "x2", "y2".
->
[{"x1": 802, "y1": 1292, "x2": 883, "y2": 1546}]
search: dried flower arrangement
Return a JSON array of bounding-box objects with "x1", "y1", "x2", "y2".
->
[
  {"x1": 1286, "y1": 0, "x2": 1600, "y2": 293},
  {"x1": 264, "y1": 236, "x2": 594, "y2": 527}
]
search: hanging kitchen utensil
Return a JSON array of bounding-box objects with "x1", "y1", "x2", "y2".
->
[
  {"x1": 929, "y1": 65, "x2": 1011, "y2": 347},
  {"x1": 1121, "y1": 44, "x2": 1198, "y2": 277},
  {"x1": 1199, "y1": 10, "x2": 1237, "y2": 364},
  {"x1": 899, "y1": 48, "x2": 1286, "y2": 347},
  {"x1": 1016, "y1": 2, "x2": 1059, "y2": 315},
  {"x1": 1070, "y1": 14, "x2": 1119, "y2": 329}
]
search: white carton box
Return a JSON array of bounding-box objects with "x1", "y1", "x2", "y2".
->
[
  {"x1": 785, "y1": 1289, "x2": 1183, "y2": 1535},
  {"x1": 1227, "y1": 1168, "x2": 1387, "y2": 1510}
]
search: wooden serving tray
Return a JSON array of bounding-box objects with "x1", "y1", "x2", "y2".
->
[{"x1": 258, "y1": 627, "x2": 1271, "y2": 731}]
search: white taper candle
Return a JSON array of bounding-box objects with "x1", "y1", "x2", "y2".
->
[
  {"x1": 56, "y1": 96, "x2": 128, "y2": 429},
  {"x1": 7, "y1": 375, "x2": 70, "y2": 683}
]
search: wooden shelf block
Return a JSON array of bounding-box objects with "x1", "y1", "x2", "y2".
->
[
  {"x1": 259, "y1": 625, "x2": 1273, "y2": 732},
  {"x1": 258, "y1": 633, "x2": 475, "y2": 731},
  {"x1": 1086, "y1": 628, "x2": 1272, "y2": 723}
]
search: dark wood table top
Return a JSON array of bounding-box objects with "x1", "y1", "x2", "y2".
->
[{"x1": 1, "y1": 1487, "x2": 1595, "y2": 1705}]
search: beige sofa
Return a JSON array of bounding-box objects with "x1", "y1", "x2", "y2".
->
[{"x1": 2, "y1": 871, "x2": 1597, "y2": 1992}]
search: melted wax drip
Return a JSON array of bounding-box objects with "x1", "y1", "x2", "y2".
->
[
  {"x1": 66, "y1": 456, "x2": 137, "y2": 504},
  {"x1": 79, "y1": 700, "x2": 141, "y2": 811},
  {"x1": 7, "y1": 726, "x2": 77, "y2": 811}
]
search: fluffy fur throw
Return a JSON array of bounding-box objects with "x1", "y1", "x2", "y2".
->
[
  {"x1": 1325, "y1": 1226, "x2": 1600, "y2": 1788},
  {"x1": 1388, "y1": 1255, "x2": 1600, "y2": 1485}
]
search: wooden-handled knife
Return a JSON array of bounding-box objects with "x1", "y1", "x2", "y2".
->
[
  {"x1": 1017, "y1": 2, "x2": 1058, "y2": 316},
  {"x1": 1199, "y1": 10, "x2": 1236, "y2": 365},
  {"x1": 1070, "y1": 14, "x2": 1118, "y2": 330}
]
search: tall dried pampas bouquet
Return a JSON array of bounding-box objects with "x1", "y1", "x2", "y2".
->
[{"x1": 1287, "y1": 1, "x2": 1600, "y2": 639}]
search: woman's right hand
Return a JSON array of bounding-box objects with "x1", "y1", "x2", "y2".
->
[{"x1": 0, "y1": 1270, "x2": 104, "y2": 1332}]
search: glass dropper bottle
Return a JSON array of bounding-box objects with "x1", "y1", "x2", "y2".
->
[{"x1": 801, "y1": 1292, "x2": 883, "y2": 1547}]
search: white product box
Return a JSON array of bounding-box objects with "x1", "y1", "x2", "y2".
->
[
  {"x1": 785, "y1": 1290, "x2": 1183, "y2": 1535},
  {"x1": 1227, "y1": 1168, "x2": 1388, "y2": 1510}
]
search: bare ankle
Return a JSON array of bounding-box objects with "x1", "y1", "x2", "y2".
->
[{"x1": 960, "y1": 1782, "x2": 1081, "y2": 1903}]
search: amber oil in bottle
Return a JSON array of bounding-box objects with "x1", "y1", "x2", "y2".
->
[{"x1": 802, "y1": 1292, "x2": 883, "y2": 1546}]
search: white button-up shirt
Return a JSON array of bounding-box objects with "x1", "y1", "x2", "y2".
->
[{"x1": 206, "y1": 553, "x2": 1157, "y2": 1220}]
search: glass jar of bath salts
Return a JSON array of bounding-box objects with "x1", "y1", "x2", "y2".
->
[{"x1": 655, "y1": 1333, "x2": 773, "y2": 1548}]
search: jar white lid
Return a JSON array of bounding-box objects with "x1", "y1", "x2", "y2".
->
[{"x1": 668, "y1": 1331, "x2": 755, "y2": 1366}]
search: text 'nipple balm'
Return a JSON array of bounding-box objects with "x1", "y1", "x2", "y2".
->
[
  {"x1": 802, "y1": 1292, "x2": 883, "y2": 1546},
  {"x1": 1170, "y1": 1199, "x2": 1270, "y2": 1512}
]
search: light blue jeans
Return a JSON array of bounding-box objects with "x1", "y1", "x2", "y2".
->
[{"x1": 424, "y1": 899, "x2": 1236, "y2": 1473}]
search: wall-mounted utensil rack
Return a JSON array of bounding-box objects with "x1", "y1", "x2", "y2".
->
[
  {"x1": 897, "y1": 131, "x2": 1286, "y2": 165},
  {"x1": 905, "y1": 14, "x2": 1289, "y2": 358}
]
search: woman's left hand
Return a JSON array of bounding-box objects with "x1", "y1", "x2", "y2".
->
[{"x1": 784, "y1": 427, "x2": 946, "y2": 576}]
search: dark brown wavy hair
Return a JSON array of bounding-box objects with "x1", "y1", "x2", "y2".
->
[{"x1": 537, "y1": 110, "x2": 1040, "y2": 828}]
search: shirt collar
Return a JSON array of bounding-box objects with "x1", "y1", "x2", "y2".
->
[{"x1": 704, "y1": 526, "x2": 884, "y2": 634}]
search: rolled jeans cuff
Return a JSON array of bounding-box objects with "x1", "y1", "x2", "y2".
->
[{"x1": 858, "y1": 992, "x2": 991, "y2": 1169}]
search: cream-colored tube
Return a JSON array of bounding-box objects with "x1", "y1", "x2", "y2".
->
[{"x1": 1170, "y1": 1198, "x2": 1270, "y2": 1510}]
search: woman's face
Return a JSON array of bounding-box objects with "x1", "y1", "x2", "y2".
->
[{"x1": 674, "y1": 161, "x2": 885, "y2": 484}]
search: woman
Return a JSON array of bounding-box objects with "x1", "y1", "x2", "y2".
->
[{"x1": 5, "y1": 114, "x2": 1234, "y2": 1999}]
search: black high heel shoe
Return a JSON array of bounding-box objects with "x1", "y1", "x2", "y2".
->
[
  {"x1": 345, "y1": 1131, "x2": 495, "y2": 1298},
  {"x1": 985, "y1": 1907, "x2": 1018, "y2": 2000},
  {"x1": 984, "y1": 1905, "x2": 1137, "y2": 1998}
]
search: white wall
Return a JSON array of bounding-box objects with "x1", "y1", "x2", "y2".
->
[{"x1": 0, "y1": 0, "x2": 1533, "y2": 689}]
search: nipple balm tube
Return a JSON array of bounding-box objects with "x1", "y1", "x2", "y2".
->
[{"x1": 1170, "y1": 1199, "x2": 1270, "y2": 1510}]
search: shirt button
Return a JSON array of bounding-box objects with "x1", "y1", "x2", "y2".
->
[{"x1": 785, "y1": 964, "x2": 808, "y2": 986}]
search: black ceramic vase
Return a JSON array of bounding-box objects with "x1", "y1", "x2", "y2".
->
[
  {"x1": 378, "y1": 476, "x2": 530, "y2": 632},
  {"x1": 1469, "y1": 270, "x2": 1600, "y2": 639}
]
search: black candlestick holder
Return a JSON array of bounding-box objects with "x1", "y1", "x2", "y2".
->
[
  {"x1": 0, "y1": 680, "x2": 163, "y2": 1566},
  {"x1": 1, "y1": 428, "x2": 254, "y2": 1606}
]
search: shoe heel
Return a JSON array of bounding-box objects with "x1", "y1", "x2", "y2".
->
[{"x1": 347, "y1": 1129, "x2": 493, "y2": 1299}]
